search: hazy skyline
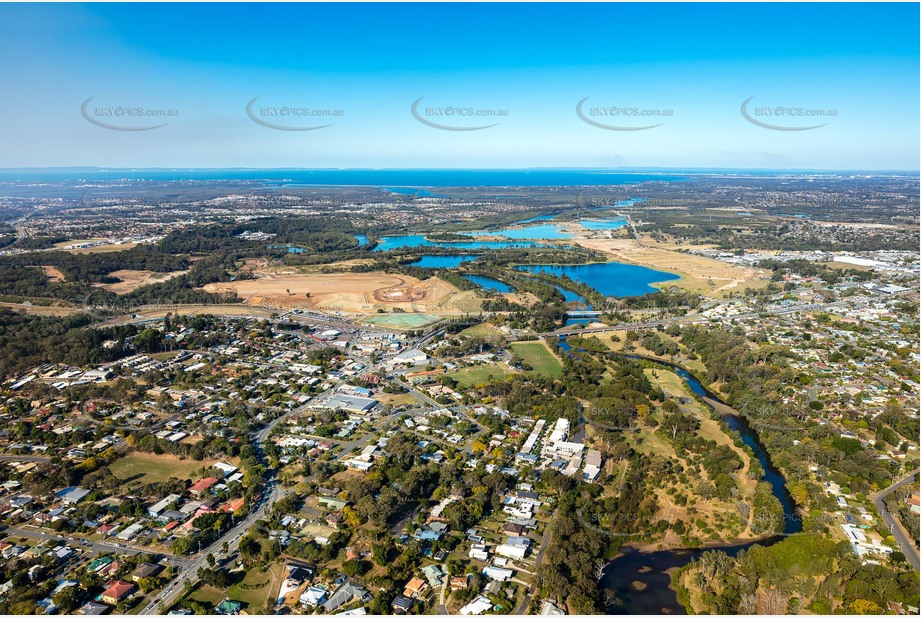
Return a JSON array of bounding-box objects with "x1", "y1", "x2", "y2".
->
[{"x1": 0, "y1": 3, "x2": 918, "y2": 170}]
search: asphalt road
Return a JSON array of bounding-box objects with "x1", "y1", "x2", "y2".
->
[
  {"x1": 142, "y1": 349, "x2": 443, "y2": 614},
  {"x1": 514, "y1": 511, "x2": 558, "y2": 615},
  {"x1": 871, "y1": 467, "x2": 920, "y2": 572},
  {"x1": 0, "y1": 454, "x2": 51, "y2": 462},
  {"x1": 6, "y1": 525, "x2": 186, "y2": 563},
  {"x1": 140, "y1": 399, "x2": 308, "y2": 615}
]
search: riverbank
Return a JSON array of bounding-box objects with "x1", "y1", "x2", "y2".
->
[
  {"x1": 619, "y1": 529, "x2": 779, "y2": 553},
  {"x1": 597, "y1": 353, "x2": 800, "y2": 614}
]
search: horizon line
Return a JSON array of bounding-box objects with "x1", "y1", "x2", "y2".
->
[{"x1": 1, "y1": 166, "x2": 918, "y2": 174}]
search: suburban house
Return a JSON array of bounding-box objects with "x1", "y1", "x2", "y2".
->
[
  {"x1": 391, "y1": 595, "x2": 415, "y2": 614},
  {"x1": 76, "y1": 601, "x2": 110, "y2": 615},
  {"x1": 214, "y1": 598, "x2": 242, "y2": 615},
  {"x1": 322, "y1": 581, "x2": 371, "y2": 613},
  {"x1": 300, "y1": 586, "x2": 328, "y2": 607},
  {"x1": 188, "y1": 477, "x2": 218, "y2": 497},
  {"x1": 502, "y1": 522, "x2": 528, "y2": 537},
  {"x1": 403, "y1": 576, "x2": 427, "y2": 598},
  {"x1": 469, "y1": 543, "x2": 490, "y2": 561},
  {"x1": 459, "y1": 595, "x2": 493, "y2": 616},
  {"x1": 421, "y1": 564, "x2": 446, "y2": 588},
  {"x1": 131, "y1": 563, "x2": 163, "y2": 582},
  {"x1": 101, "y1": 580, "x2": 136, "y2": 605},
  {"x1": 496, "y1": 536, "x2": 530, "y2": 560}
]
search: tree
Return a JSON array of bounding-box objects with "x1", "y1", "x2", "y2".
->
[
  {"x1": 239, "y1": 535, "x2": 261, "y2": 564},
  {"x1": 135, "y1": 328, "x2": 164, "y2": 353},
  {"x1": 53, "y1": 585, "x2": 81, "y2": 613},
  {"x1": 849, "y1": 599, "x2": 882, "y2": 614},
  {"x1": 372, "y1": 542, "x2": 390, "y2": 566},
  {"x1": 341, "y1": 559, "x2": 369, "y2": 577},
  {"x1": 342, "y1": 506, "x2": 361, "y2": 527}
]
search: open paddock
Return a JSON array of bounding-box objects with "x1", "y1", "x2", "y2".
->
[{"x1": 109, "y1": 452, "x2": 217, "y2": 485}]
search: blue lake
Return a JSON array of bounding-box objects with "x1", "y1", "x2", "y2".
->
[
  {"x1": 591, "y1": 196, "x2": 647, "y2": 211},
  {"x1": 373, "y1": 235, "x2": 545, "y2": 252},
  {"x1": 463, "y1": 274, "x2": 515, "y2": 293},
  {"x1": 411, "y1": 255, "x2": 477, "y2": 268},
  {"x1": 578, "y1": 218, "x2": 628, "y2": 231},
  {"x1": 517, "y1": 262, "x2": 679, "y2": 297},
  {"x1": 471, "y1": 218, "x2": 626, "y2": 237},
  {"x1": 354, "y1": 234, "x2": 369, "y2": 246},
  {"x1": 467, "y1": 223, "x2": 573, "y2": 240}
]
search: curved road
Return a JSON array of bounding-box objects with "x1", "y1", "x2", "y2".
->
[{"x1": 871, "y1": 468, "x2": 920, "y2": 572}]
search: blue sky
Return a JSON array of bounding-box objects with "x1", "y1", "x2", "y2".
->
[{"x1": 0, "y1": 3, "x2": 917, "y2": 170}]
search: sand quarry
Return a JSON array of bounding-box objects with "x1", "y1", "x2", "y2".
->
[{"x1": 202, "y1": 270, "x2": 480, "y2": 314}]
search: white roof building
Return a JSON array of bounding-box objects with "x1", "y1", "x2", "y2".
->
[
  {"x1": 148, "y1": 494, "x2": 181, "y2": 516},
  {"x1": 496, "y1": 536, "x2": 530, "y2": 560},
  {"x1": 388, "y1": 349, "x2": 428, "y2": 366},
  {"x1": 482, "y1": 566, "x2": 513, "y2": 582},
  {"x1": 469, "y1": 543, "x2": 490, "y2": 561},
  {"x1": 583, "y1": 449, "x2": 602, "y2": 481},
  {"x1": 459, "y1": 595, "x2": 493, "y2": 616}
]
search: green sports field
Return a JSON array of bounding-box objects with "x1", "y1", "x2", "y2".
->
[
  {"x1": 447, "y1": 365, "x2": 512, "y2": 388},
  {"x1": 511, "y1": 341, "x2": 564, "y2": 377}
]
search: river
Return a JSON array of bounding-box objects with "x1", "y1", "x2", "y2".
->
[
  {"x1": 555, "y1": 343, "x2": 801, "y2": 614},
  {"x1": 462, "y1": 274, "x2": 515, "y2": 293}
]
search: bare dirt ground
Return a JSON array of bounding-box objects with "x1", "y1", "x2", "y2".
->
[
  {"x1": 575, "y1": 237, "x2": 767, "y2": 297},
  {"x1": 505, "y1": 291, "x2": 541, "y2": 306},
  {"x1": 96, "y1": 269, "x2": 189, "y2": 294},
  {"x1": 41, "y1": 265, "x2": 65, "y2": 282},
  {"x1": 201, "y1": 270, "x2": 470, "y2": 314}
]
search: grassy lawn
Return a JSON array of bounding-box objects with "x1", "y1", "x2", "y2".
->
[
  {"x1": 189, "y1": 585, "x2": 226, "y2": 607},
  {"x1": 109, "y1": 452, "x2": 216, "y2": 485},
  {"x1": 448, "y1": 365, "x2": 511, "y2": 388},
  {"x1": 53, "y1": 238, "x2": 137, "y2": 252},
  {"x1": 373, "y1": 392, "x2": 418, "y2": 407},
  {"x1": 600, "y1": 330, "x2": 709, "y2": 377},
  {"x1": 187, "y1": 563, "x2": 282, "y2": 613},
  {"x1": 646, "y1": 367, "x2": 695, "y2": 401},
  {"x1": 362, "y1": 313, "x2": 441, "y2": 329},
  {"x1": 627, "y1": 425, "x2": 677, "y2": 459},
  {"x1": 227, "y1": 563, "x2": 282, "y2": 610},
  {"x1": 510, "y1": 341, "x2": 563, "y2": 377},
  {"x1": 459, "y1": 323, "x2": 504, "y2": 338}
]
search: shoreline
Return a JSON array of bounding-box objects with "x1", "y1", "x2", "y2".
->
[{"x1": 617, "y1": 531, "x2": 779, "y2": 556}]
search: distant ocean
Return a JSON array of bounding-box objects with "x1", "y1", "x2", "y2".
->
[{"x1": 0, "y1": 169, "x2": 685, "y2": 187}]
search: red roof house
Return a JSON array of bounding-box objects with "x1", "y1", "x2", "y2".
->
[{"x1": 188, "y1": 477, "x2": 218, "y2": 496}]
